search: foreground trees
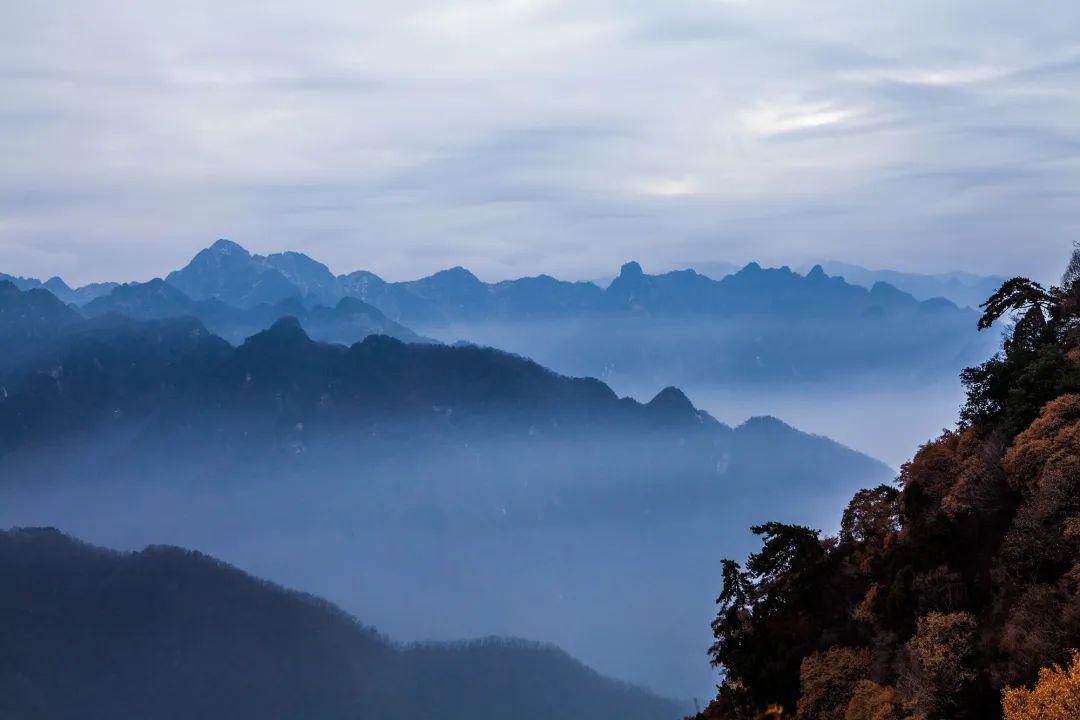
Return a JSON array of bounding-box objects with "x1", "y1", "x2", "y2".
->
[
  {"x1": 1003, "y1": 651, "x2": 1080, "y2": 720},
  {"x1": 696, "y1": 246, "x2": 1080, "y2": 719}
]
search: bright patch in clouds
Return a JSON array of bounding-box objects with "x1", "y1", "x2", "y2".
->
[
  {"x1": 741, "y1": 100, "x2": 859, "y2": 136},
  {"x1": 638, "y1": 176, "x2": 699, "y2": 197}
]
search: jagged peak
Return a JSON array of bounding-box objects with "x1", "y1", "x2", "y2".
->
[
  {"x1": 243, "y1": 316, "x2": 312, "y2": 347},
  {"x1": 648, "y1": 385, "x2": 693, "y2": 409},
  {"x1": 44, "y1": 276, "x2": 73, "y2": 292},
  {"x1": 0, "y1": 280, "x2": 77, "y2": 310},
  {"x1": 806, "y1": 264, "x2": 827, "y2": 280},
  {"x1": 646, "y1": 386, "x2": 701, "y2": 424},
  {"x1": 270, "y1": 315, "x2": 305, "y2": 331},
  {"x1": 352, "y1": 332, "x2": 407, "y2": 353},
  {"x1": 104, "y1": 278, "x2": 183, "y2": 297},
  {"x1": 340, "y1": 269, "x2": 384, "y2": 281},
  {"x1": 619, "y1": 261, "x2": 644, "y2": 278},
  {"x1": 265, "y1": 250, "x2": 332, "y2": 272},
  {"x1": 430, "y1": 266, "x2": 481, "y2": 283},
  {"x1": 207, "y1": 238, "x2": 249, "y2": 256},
  {"x1": 869, "y1": 281, "x2": 911, "y2": 299}
]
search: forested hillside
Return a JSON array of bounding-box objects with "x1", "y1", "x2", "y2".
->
[
  {"x1": 0, "y1": 528, "x2": 681, "y2": 720},
  {"x1": 696, "y1": 250, "x2": 1080, "y2": 719}
]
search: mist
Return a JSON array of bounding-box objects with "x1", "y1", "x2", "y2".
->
[
  {"x1": 415, "y1": 317, "x2": 993, "y2": 467},
  {"x1": 0, "y1": 400, "x2": 889, "y2": 700}
]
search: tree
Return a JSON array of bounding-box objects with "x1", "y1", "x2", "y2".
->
[
  {"x1": 900, "y1": 612, "x2": 980, "y2": 719},
  {"x1": 977, "y1": 278, "x2": 1054, "y2": 333},
  {"x1": 1061, "y1": 240, "x2": 1080, "y2": 289},
  {"x1": 844, "y1": 680, "x2": 904, "y2": 720},
  {"x1": 840, "y1": 486, "x2": 900, "y2": 547},
  {"x1": 697, "y1": 247, "x2": 1080, "y2": 720},
  {"x1": 1003, "y1": 651, "x2": 1080, "y2": 720},
  {"x1": 797, "y1": 647, "x2": 870, "y2": 720},
  {"x1": 708, "y1": 524, "x2": 836, "y2": 715}
]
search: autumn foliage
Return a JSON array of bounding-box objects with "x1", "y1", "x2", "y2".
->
[
  {"x1": 695, "y1": 250, "x2": 1080, "y2": 720},
  {"x1": 1003, "y1": 651, "x2": 1080, "y2": 719}
]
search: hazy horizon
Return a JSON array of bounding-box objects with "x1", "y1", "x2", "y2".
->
[{"x1": 0, "y1": 238, "x2": 1024, "y2": 287}]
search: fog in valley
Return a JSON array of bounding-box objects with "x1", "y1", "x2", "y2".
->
[
  {"x1": 0, "y1": 250, "x2": 997, "y2": 703},
  {"x1": 418, "y1": 319, "x2": 988, "y2": 469},
  {"x1": 0, "y1": 402, "x2": 889, "y2": 700}
]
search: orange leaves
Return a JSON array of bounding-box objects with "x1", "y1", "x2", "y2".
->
[
  {"x1": 797, "y1": 647, "x2": 871, "y2": 720},
  {"x1": 1003, "y1": 650, "x2": 1080, "y2": 720},
  {"x1": 844, "y1": 680, "x2": 904, "y2": 720},
  {"x1": 898, "y1": 427, "x2": 1007, "y2": 521},
  {"x1": 1004, "y1": 394, "x2": 1080, "y2": 494}
]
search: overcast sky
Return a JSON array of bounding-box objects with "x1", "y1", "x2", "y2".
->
[{"x1": 2, "y1": 0, "x2": 1078, "y2": 284}]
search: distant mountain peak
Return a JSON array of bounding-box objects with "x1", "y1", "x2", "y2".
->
[
  {"x1": 264, "y1": 250, "x2": 334, "y2": 276},
  {"x1": 242, "y1": 316, "x2": 313, "y2": 348},
  {"x1": 208, "y1": 238, "x2": 249, "y2": 256},
  {"x1": 738, "y1": 261, "x2": 763, "y2": 274},
  {"x1": 267, "y1": 315, "x2": 307, "y2": 335},
  {"x1": 432, "y1": 266, "x2": 481, "y2": 283},
  {"x1": 646, "y1": 385, "x2": 701, "y2": 424},
  {"x1": 44, "y1": 276, "x2": 73, "y2": 292},
  {"x1": 619, "y1": 261, "x2": 644, "y2": 278},
  {"x1": 869, "y1": 281, "x2": 912, "y2": 302},
  {"x1": 806, "y1": 264, "x2": 827, "y2": 279},
  {"x1": 141, "y1": 277, "x2": 172, "y2": 289}
]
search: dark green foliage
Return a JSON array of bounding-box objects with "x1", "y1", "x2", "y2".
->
[
  {"x1": 962, "y1": 275, "x2": 1080, "y2": 435},
  {"x1": 708, "y1": 523, "x2": 856, "y2": 713},
  {"x1": 977, "y1": 278, "x2": 1053, "y2": 332}
]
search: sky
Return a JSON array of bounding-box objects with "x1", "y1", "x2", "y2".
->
[{"x1": 1, "y1": 0, "x2": 1079, "y2": 285}]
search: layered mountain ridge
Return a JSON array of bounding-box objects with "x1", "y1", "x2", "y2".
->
[
  {"x1": 7, "y1": 239, "x2": 981, "y2": 323},
  {"x1": 3, "y1": 239, "x2": 998, "y2": 389},
  {"x1": 0, "y1": 526, "x2": 683, "y2": 720},
  {"x1": 0, "y1": 279, "x2": 891, "y2": 698}
]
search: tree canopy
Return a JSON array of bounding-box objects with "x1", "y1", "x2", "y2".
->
[{"x1": 695, "y1": 247, "x2": 1080, "y2": 720}]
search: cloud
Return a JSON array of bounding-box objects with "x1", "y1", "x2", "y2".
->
[
  {"x1": 0, "y1": 0, "x2": 1078, "y2": 284},
  {"x1": 741, "y1": 100, "x2": 861, "y2": 136},
  {"x1": 636, "y1": 177, "x2": 699, "y2": 197}
]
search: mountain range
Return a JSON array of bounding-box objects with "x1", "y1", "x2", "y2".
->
[
  {"x1": 805, "y1": 260, "x2": 1009, "y2": 309},
  {"x1": 0, "y1": 280, "x2": 891, "y2": 698},
  {"x1": 80, "y1": 277, "x2": 425, "y2": 345},
  {"x1": 409, "y1": 260, "x2": 997, "y2": 389},
  {"x1": 9, "y1": 240, "x2": 1005, "y2": 316},
  {"x1": 0, "y1": 270, "x2": 118, "y2": 305},
  {"x1": 0, "y1": 527, "x2": 682, "y2": 720},
  {"x1": 2, "y1": 240, "x2": 999, "y2": 392}
]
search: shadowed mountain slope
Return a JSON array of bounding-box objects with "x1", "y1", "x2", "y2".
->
[{"x1": 0, "y1": 527, "x2": 683, "y2": 720}]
